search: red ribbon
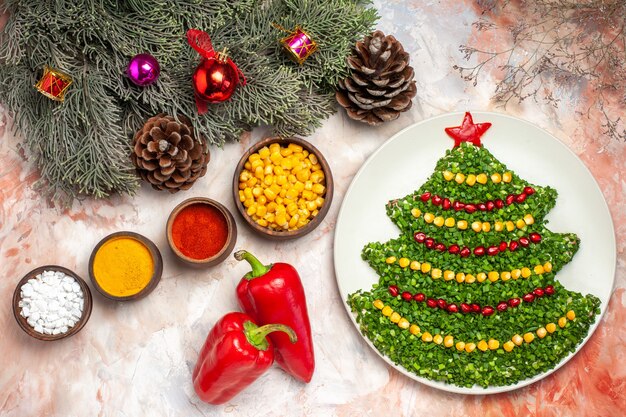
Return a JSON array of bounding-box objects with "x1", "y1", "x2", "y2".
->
[{"x1": 186, "y1": 29, "x2": 246, "y2": 84}]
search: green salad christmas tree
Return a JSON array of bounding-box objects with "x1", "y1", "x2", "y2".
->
[{"x1": 349, "y1": 113, "x2": 600, "y2": 388}]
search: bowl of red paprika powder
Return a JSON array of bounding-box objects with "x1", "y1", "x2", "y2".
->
[{"x1": 166, "y1": 198, "x2": 237, "y2": 267}]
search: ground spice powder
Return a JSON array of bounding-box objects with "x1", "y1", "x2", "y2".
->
[{"x1": 172, "y1": 203, "x2": 228, "y2": 260}]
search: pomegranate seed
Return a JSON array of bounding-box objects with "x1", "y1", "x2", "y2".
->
[
  {"x1": 524, "y1": 186, "x2": 535, "y2": 195},
  {"x1": 460, "y1": 247, "x2": 471, "y2": 258},
  {"x1": 509, "y1": 241, "x2": 519, "y2": 251},
  {"x1": 435, "y1": 243, "x2": 447, "y2": 252},
  {"x1": 506, "y1": 195, "x2": 515, "y2": 205},
  {"x1": 516, "y1": 193, "x2": 527, "y2": 203},
  {"x1": 486, "y1": 201, "x2": 495, "y2": 211},
  {"x1": 420, "y1": 192, "x2": 431, "y2": 202},
  {"x1": 437, "y1": 299, "x2": 447, "y2": 309},
  {"x1": 402, "y1": 291, "x2": 413, "y2": 301},
  {"x1": 497, "y1": 302, "x2": 508, "y2": 312},
  {"x1": 432, "y1": 195, "x2": 442, "y2": 205},
  {"x1": 508, "y1": 298, "x2": 521, "y2": 307},
  {"x1": 482, "y1": 306, "x2": 495, "y2": 316},
  {"x1": 388, "y1": 285, "x2": 399, "y2": 297},
  {"x1": 473, "y1": 246, "x2": 486, "y2": 256},
  {"x1": 499, "y1": 241, "x2": 508, "y2": 252},
  {"x1": 529, "y1": 233, "x2": 542, "y2": 243},
  {"x1": 442, "y1": 198, "x2": 451, "y2": 210},
  {"x1": 465, "y1": 204, "x2": 477, "y2": 214},
  {"x1": 487, "y1": 246, "x2": 499, "y2": 256},
  {"x1": 447, "y1": 303, "x2": 459, "y2": 313},
  {"x1": 519, "y1": 237, "x2": 530, "y2": 247},
  {"x1": 522, "y1": 293, "x2": 535, "y2": 303},
  {"x1": 545, "y1": 285, "x2": 555, "y2": 295},
  {"x1": 477, "y1": 203, "x2": 487, "y2": 211},
  {"x1": 414, "y1": 293, "x2": 426, "y2": 302},
  {"x1": 533, "y1": 288, "x2": 545, "y2": 297},
  {"x1": 425, "y1": 238, "x2": 435, "y2": 248},
  {"x1": 495, "y1": 199, "x2": 504, "y2": 209},
  {"x1": 448, "y1": 244, "x2": 460, "y2": 254},
  {"x1": 452, "y1": 200, "x2": 464, "y2": 211},
  {"x1": 460, "y1": 303, "x2": 471, "y2": 313},
  {"x1": 427, "y1": 298, "x2": 437, "y2": 308},
  {"x1": 414, "y1": 232, "x2": 426, "y2": 243},
  {"x1": 471, "y1": 303, "x2": 481, "y2": 313}
]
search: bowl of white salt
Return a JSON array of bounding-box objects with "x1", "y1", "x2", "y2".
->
[{"x1": 12, "y1": 265, "x2": 93, "y2": 341}]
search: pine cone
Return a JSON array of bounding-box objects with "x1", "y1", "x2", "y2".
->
[
  {"x1": 336, "y1": 31, "x2": 417, "y2": 126},
  {"x1": 131, "y1": 114, "x2": 210, "y2": 193}
]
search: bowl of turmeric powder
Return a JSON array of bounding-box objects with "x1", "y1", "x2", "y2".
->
[{"x1": 88, "y1": 232, "x2": 163, "y2": 301}]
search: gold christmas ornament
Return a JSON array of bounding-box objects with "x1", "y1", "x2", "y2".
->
[
  {"x1": 275, "y1": 24, "x2": 318, "y2": 65},
  {"x1": 34, "y1": 66, "x2": 73, "y2": 101}
]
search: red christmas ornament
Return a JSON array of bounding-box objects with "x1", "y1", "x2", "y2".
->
[
  {"x1": 445, "y1": 112, "x2": 492, "y2": 148},
  {"x1": 187, "y1": 29, "x2": 246, "y2": 114}
]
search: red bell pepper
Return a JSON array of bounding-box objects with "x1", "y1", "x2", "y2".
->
[
  {"x1": 192, "y1": 312, "x2": 297, "y2": 405},
  {"x1": 234, "y1": 250, "x2": 315, "y2": 383}
]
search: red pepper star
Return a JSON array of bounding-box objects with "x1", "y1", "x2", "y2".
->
[{"x1": 445, "y1": 112, "x2": 492, "y2": 148}]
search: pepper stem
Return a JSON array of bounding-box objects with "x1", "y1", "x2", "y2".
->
[
  {"x1": 234, "y1": 250, "x2": 271, "y2": 279},
  {"x1": 244, "y1": 321, "x2": 298, "y2": 351}
]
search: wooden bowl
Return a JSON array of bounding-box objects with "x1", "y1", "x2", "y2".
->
[
  {"x1": 88, "y1": 231, "x2": 163, "y2": 301},
  {"x1": 166, "y1": 197, "x2": 237, "y2": 267},
  {"x1": 12, "y1": 265, "x2": 93, "y2": 341},
  {"x1": 232, "y1": 136, "x2": 334, "y2": 240}
]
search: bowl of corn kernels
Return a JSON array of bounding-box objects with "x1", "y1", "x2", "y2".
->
[{"x1": 233, "y1": 136, "x2": 333, "y2": 240}]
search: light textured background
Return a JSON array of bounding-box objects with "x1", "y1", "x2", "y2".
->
[{"x1": 1, "y1": 1, "x2": 624, "y2": 416}]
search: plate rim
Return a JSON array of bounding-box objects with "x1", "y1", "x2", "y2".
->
[{"x1": 333, "y1": 110, "x2": 617, "y2": 395}]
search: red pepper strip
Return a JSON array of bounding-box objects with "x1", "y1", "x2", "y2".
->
[
  {"x1": 192, "y1": 312, "x2": 296, "y2": 405},
  {"x1": 235, "y1": 250, "x2": 315, "y2": 383}
]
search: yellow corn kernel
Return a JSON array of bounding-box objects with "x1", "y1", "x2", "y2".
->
[
  {"x1": 243, "y1": 187, "x2": 253, "y2": 199},
  {"x1": 251, "y1": 159, "x2": 263, "y2": 170},
  {"x1": 443, "y1": 170, "x2": 454, "y2": 181},
  {"x1": 238, "y1": 190, "x2": 245, "y2": 202},
  {"x1": 476, "y1": 272, "x2": 487, "y2": 283},
  {"x1": 506, "y1": 221, "x2": 516, "y2": 232},
  {"x1": 444, "y1": 335, "x2": 454, "y2": 348},
  {"x1": 491, "y1": 173, "x2": 502, "y2": 183},
  {"x1": 280, "y1": 146, "x2": 293, "y2": 157},
  {"x1": 488, "y1": 271, "x2": 499, "y2": 282},
  {"x1": 288, "y1": 214, "x2": 300, "y2": 229},
  {"x1": 457, "y1": 220, "x2": 468, "y2": 230},
  {"x1": 275, "y1": 213, "x2": 288, "y2": 227},
  {"x1": 257, "y1": 195, "x2": 267, "y2": 206},
  {"x1": 301, "y1": 190, "x2": 314, "y2": 201},
  {"x1": 312, "y1": 183, "x2": 325, "y2": 195},
  {"x1": 476, "y1": 173, "x2": 488, "y2": 184},
  {"x1": 503, "y1": 341, "x2": 515, "y2": 352},
  {"x1": 443, "y1": 270, "x2": 455, "y2": 281},
  {"x1": 477, "y1": 340, "x2": 489, "y2": 352},
  {"x1": 465, "y1": 342, "x2": 476, "y2": 353},
  {"x1": 310, "y1": 170, "x2": 324, "y2": 183},
  {"x1": 421, "y1": 263, "x2": 431, "y2": 273},
  {"x1": 304, "y1": 180, "x2": 313, "y2": 191},
  {"x1": 493, "y1": 221, "x2": 504, "y2": 232},
  {"x1": 455, "y1": 172, "x2": 466, "y2": 184},
  {"x1": 523, "y1": 332, "x2": 535, "y2": 343},
  {"x1": 306, "y1": 200, "x2": 317, "y2": 212},
  {"x1": 471, "y1": 221, "x2": 482, "y2": 232},
  {"x1": 488, "y1": 339, "x2": 500, "y2": 350},
  {"x1": 444, "y1": 217, "x2": 455, "y2": 228},
  {"x1": 516, "y1": 219, "x2": 526, "y2": 229},
  {"x1": 411, "y1": 208, "x2": 422, "y2": 218},
  {"x1": 276, "y1": 175, "x2": 287, "y2": 186},
  {"x1": 546, "y1": 323, "x2": 557, "y2": 333},
  {"x1": 258, "y1": 146, "x2": 270, "y2": 159},
  {"x1": 296, "y1": 217, "x2": 309, "y2": 228},
  {"x1": 288, "y1": 174, "x2": 297, "y2": 184},
  {"x1": 512, "y1": 334, "x2": 523, "y2": 346},
  {"x1": 246, "y1": 204, "x2": 257, "y2": 216},
  {"x1": 567, "y1": 310, "x2": 576, "y2": 320},
  {"x1": 536, "y1": 327, "x2": 547, "y2": 338},
  {"x1": 311, "y1": 209, "x2": 319, "y2": 217},
  {"x1": 314, "y1": 196, "x2": 325, "y2": 208},
  {"x1": 482, "y1": 222, "x2": 491, "y2": 232},
  {"x1": 269, "y1": 143, "x2": 280, "y2": 153},
  {"x1": 502, "y1": 171, "x2": 512, "y2": 183},
  {"x1": 252, "y1": 187, "x2": 264, "y2": 197},
  {"x1": 559, "y1": 317, "x2": 567, "y2": 328},
  {"x1": 381, "y1": 306, "x2": 392, "y2": 317},
  {"x1": 284, "y1": 188, "x2": 297, "y2": 200},
  {"x1": 243, "y1": 198, "x2": 254, "y2": 208},
  {"x1": 267, "y1": 202, "x2": 278, "y2": 213},
  {"x1": 239, "y1": 182, "x2": 247, "y2": 190},
  {"x1": 256, "y1": 219, "x2": 269, "y2": 227},
  {"x1": 421, "y1": 332, "x2": 433, "y2": 342},
  {"x1": 433, "y1": 334, "x2": 443, "y2": 345},
  {"x1": 239, "y1": 171, "x2": 251, "y2": 182},
  {"x1": 390, "y1": 312, "x2": 401, "y2": 323},
  {"x1": 500, "y1": 271, "x2": 511, "y2": 282},
  {"x1": 433, "y1": 216, "x2": 445, "y2": 227},
  {"x1": 385, "y1": 256, "x2": 396, "y2": 264},
  {"x1": 424, "y1": 213, "x2": 435, "y2": 223},
  {"x1": 276, "y1": 196, "x2": 284, "y2": 205},
  {"x1": 398, "y1": 318, "x2": 410, "y2": 330},
  {"x1": 543, "y1": 262, "x2": 553, "y2": 273},
  {"x1": 289, "y1": 143, "x2": 303, "y2": 153},
  {"x1": 524, "y1": 214, "x2": 535, "y2": 225},
  {"x1": 294, "y1": 181, "x2": 305, "y2": 193},
  {"x1": 521, "y1": 267, "x2": 532, "y2": 278},
  {"x1": 296, "y1": 169, "x2": 310, "y2": 182},
  {"x1": 308, "y1": 153, "x2": 318, "y2": 165},
  {"x1": 410, "y1": 260, "x2": 421, "y2": 271},
  {"x1": 465, "y1": 274, "x2": 476, "y2": 284},
  {"x1": 256, "y1": 206, "x2": 267, "y2": 218},
  {"x1": 534, "y1": 265, "x2": 545, "y2": 275},
  {"x1": 466, "y1": 174, "x2": 477, "y2": 186},
  {"x1": 409, "y1": 324, "x2": 421, "y2": 335},
  {"x1": 431, "y1": 268, "x2": 442, "y2": 279},
  {"x1": 264, "y1": 165, "x2": 274, "y2": 176},
  {"x1": 455, "y1": 341, "x2": 466, "y2": 351},
  {"x1": 264, "y1": 213, "x2": 275, "y2": 223},
  {"x1": 398, "y1": 258, "x2": 410, "y2": 268},
  {"x1": 511, "y1": 269, "x2": 522, "y2": 279},
  {"x1": 455, "y1": 272, "x2": 465, "y2": 283},
  {"x1": 373, "y1": 299, "x2": 384, "y2": 309},
  {"x1": 249, "y1": 153, "x2": 261, "y2": 162}
]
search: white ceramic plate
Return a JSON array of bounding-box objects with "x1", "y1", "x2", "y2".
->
[{"x1": 334, "y1": 112, "x2": 616, "y2": 394}]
